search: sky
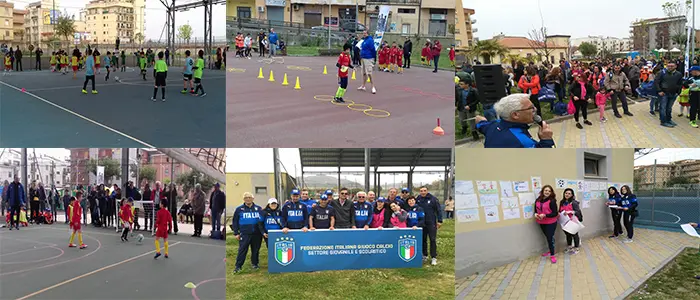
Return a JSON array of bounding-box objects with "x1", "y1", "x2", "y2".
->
[
  {"x1": 225, "y1": 149, "x2": 447, "y2": 187},
  {"x1": 466, "y1": 0, "x2": 693, "y2": 40},
  {"x1": 8, "y1": 0, "x2": 226, "y2": 40},
  {"x1": 3, "y1": 148, "x2": 70, "y2": 159},
  {"x1": 635, "y1": 148, "x2": 700, "y2": 166}
]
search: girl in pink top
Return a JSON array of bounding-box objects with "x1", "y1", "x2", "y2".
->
[
  {"x1": 389, "y1": 202, "x2": 408, "y2": 228},
  {"x1": 534, "y1": 185, "x2": 559, "y2": 264},
  {"x1": 596, "y1": 87, "x2": 611, "y2": 122}
]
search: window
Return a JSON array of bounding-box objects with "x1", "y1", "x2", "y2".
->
[
  {"x1": 402, "y1": 24, "x2": 410, "y2": 34},
  {"x1": 237, "y1": 7, "x2": 251, "y2": 19},
  {"x1": 585, "y1": 158, "x2": 600, "y2": 177},
  {"x1": 397, "y1": 8, "x2": 415, "y2": 14},
  {"x1": 255, "y1": 187, "x2": 267, "y2": 194},
  {"x1": 560, "y1": 52, "x2": 564, "y2": 59}
]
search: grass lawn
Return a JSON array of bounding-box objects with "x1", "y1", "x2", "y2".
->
[
  {"x1": 225, "y1": 220, "x2": 455, "y2": 300},
  {"x1": 630, "y1": 248, "x2": 700, "y2": 300},
  {"x1": 285, "y1": 45, "x2": 454, "y2": 70}
]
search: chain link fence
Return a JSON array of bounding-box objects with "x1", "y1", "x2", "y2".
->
[{"x1": 634, "y1": 160, "x2": 700, "y2": 228}]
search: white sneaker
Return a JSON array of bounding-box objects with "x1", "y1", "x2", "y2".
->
[
  {"x1": 431, "y1": 258, "x2": 437, "y2": 266},
  {"x1": 357, "y1": 86, "x2": 366, "y2": 91},
  {"x1": 371, "y1": 87, "x2": 376, "y2": 94},
  {"x1": 624, "y1": 238, "x2": 633, "y2": 243},
  {"x1": 422, "y1": 256, "x2": 428, "y2": 261}
]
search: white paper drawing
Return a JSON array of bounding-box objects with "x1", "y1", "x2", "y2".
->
[
  {"x1": 499, "y1": 181, "x2": 514, "y2": 198},
  {"x1": 522, "y1": 205, "x2": 534, "y2": 219},
  {"x1": 531, "y1": 177, "x2": 543, "y2": 192},
  {"x1": 503, "y1": 208, "x2": 520, "y2": 220},
  {"x1": 518, "y1": 193, "x2": 536, "y2": 206},
  {"x1": 456, "y1": 194, "x2": 479, "y2": 209},
  {"x1": 555, "y1": 178, "x2": 566, "y2": 189},
  {"x1": 455, "y1": 180, "x2": 475, "y2": 195},
  {"x1": 479, "y1": 194, "x2": 499, "y2": 207},
  {"x1": 457, "y1": 209, "x2": 480, "y2": 223},
  {"x1": 476, "y1": 181, "x2": 498, "y2": 194},
  {"x1": 513, "y1": 181, "x2": 529, "y2": 193},
  {"x1": 501, "y1": 197, "x2": 518, "y2": 209},
  {"x1": 484, "y1": 206, "x2": 500, "y2": 223}
]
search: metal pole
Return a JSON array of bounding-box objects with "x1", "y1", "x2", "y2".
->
[
  {"x1": 355, "y1": 0, "x2": 358, "y2": 32},
  {"x1": 328, "y1": 0, "x2": 332, "y2": 49},
  {"x1": 273, "y1": 149, "x2": 281, "y2": 201},
  {"x1": 21, "y1": 149, "x2": 28, "y2": 196},
  {"x1": 692, "y1": 0, "x2": 696, "y2": 61},
  {"x1": 364, "y1": 148, "x2": 370, "y2": 191},
  {"x1": 337, "y1": 166, "x2": 341, "y2": 191},
  {"x1": 651, "y1": 159, "x2": 656, "y2": 224}
]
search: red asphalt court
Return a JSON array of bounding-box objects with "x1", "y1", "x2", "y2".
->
[{"x1": 226, "y1": 54, "x2": 454, "y2": 147}]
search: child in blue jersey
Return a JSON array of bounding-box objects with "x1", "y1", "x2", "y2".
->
[
  {"x1": 103, "y1": 51, "x2": 112, "y2": 81},
  {"x1": 281, "y1": 189, "x2": 309, "y2": 233},
  {"x1": 619, "y1": 185, "x2": 638, "y2": 243},
  {"x1": 353, "y1": 191, "x2": 374, "y2": 229},
  {"x1": 310, "y1": 194, "x2": 335, "y2": 230},
  {"x1": 605, "y1": 187, "x2": 623, "y2": 238},
  {"x1": 182, "y1": 50, "x2": 194, "y2": 94},
  {"x1": 405, "y1": 196, "x2": 425, "y2": 229},
  {"x1": 232, "y1": 192, "x2": 263, "y2": 273},
  {"x1": 82, "y1": 49, "x2": 97, "y2": 94},
  {"x1": 257, "y1": 198, "x2": 282, "y2": 248}
]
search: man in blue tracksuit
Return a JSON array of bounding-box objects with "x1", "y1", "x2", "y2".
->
[
  {"x1": 475, "y1": 94, "x2": 555, "y2": 148},
  {"x1": 415, "y1": 186, "x2": 442, "y2": 265},
  {"x1": 358, "y1": 30, "x2": 377, "y2": 94},
  {"x1": 258, "y1": 198, "x2": 282, "y2": 248},
  {"x1": 300, "y1": 189, "x2": 317, "y2": 215},
  {"x1": 6, "y1": 175, "x2": 25, "y2": 230},
  {"x1": 406, "y1": 196, "x2": 425, "y2": 229},
  {"x1": 231, "y1": 192, "x2": 263, "y2": 273},
  {"x1": 281, "y1": 189, "x2": 309, "y2": 233},
  {"x1": 353, "y1": 191, "x2": 373, "y2": 229},
  {"x1": 268, "y1": 29, "x2": 278, "y2": 57}
]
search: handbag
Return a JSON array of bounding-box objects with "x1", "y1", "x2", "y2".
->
[{"x1": 567, "y1": 99, "x2": 576, "y2": 115}]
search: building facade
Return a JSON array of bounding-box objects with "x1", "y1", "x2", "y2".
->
[
  {"x1": 484, "y1": 34, "x2": 571, "y2": 64},
  {"x1": 571, "y1": 35, "x2": 632, "y2": 55},
  {"x1": 0, "y1": 149, "x2": 70, "y2": 188},
  {"x1": 85, "y1": 0, "x2": 145, "y2": 45},
  {"x1": 0, "y1": 0, "x2": 14, "y2": 45},
  {"x1": 635, "y1": 159, "x2": 700, "y2": 190},
  {"x1": 631, "y1": 16, "x2": 687, "y2": 53},
  {"x1": 24, "y1": 0, "x2": 62, "y2": 50},
  {"x1": 13, "y1": 8, "x2": 26, "y2": 46},
  {"x1": 455, "y1": 7, "x2": 474, "y2": 48}
]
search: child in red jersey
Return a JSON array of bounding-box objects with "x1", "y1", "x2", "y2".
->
[
  {"x1": 377, "y1": 44, "x2": 386, "y2": 71},
  {"x1": 449, "y1": 46, "x2": 455, "y2": 67},
  {"x1": 389, "y1": 42, "x2": 399, "y2": 73},
  {"x1": 154, "y1": 200, "x2": 173, "y2": 259},
  {"x1": 68, "y1": 192, "x2": 87, "y2": 249},
  {"x1": 396, "y1": 45, "x2": 404, "y2": 74},
  {"x1": 119, "y1": 198, "x2": 133, "y2": 242},
  {"x1": 333, "y1": 44, "x2": 354, "y2": 103}
]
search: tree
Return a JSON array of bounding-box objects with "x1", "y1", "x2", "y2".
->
[
  {"x1": 528, "y1": 27, "x2": 554, "y2": 63},
  {"x1": 502, "y1": 54, "x2": 528, "y2": 68},
  {"x1": 176, "y1": 169, "x2": 215, "y2": 196},
  {"x1": 665, "y1": 176, "x2": 696, "y2": 187},
  {"x1": 177, "y1": 24, "x2": 192, "y2": 45},
  {"x1": 54, "y1": 16, "x2": 75, "y2": 49},
  {"x1": 578, "y1": 42, "x2": 598, "y2": 58},
  {"x1": 469, "y1": 39, "x2": 509, "y2": 64},
  {"x1": 134, "y1": 33, "x2": 144, "y2": 47},
  {"x1": 662, "y1": 0, "x2": 691, "y2": 50},
  {"x1": 87, "y1": 158, "x2": 121, "y2": 184},
  {"x1": 139, "y1": 165, "x2": 156, "y2": 184}
]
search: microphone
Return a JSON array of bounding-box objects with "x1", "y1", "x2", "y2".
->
[{"x1": 533, "y1": 115, "x2": 543, "y2": 127}]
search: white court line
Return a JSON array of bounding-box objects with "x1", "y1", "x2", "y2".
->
[
  {"x1": 18, "y1": 75, "x2": 226, "y2": 92},
  {"x1": 0, "y1": 80, "x2": 154, "y2": 148},
  {"x1": 638, "y1": 209, "x2": 682, "y2": 223}
]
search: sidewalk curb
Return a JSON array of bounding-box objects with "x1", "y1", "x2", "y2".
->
[{"x1": 615, "y1": 247, "x2": 688, "y2": 300}]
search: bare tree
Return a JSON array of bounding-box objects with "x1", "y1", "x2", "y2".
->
[
  {"x1": 662, "y1": 0, "x2": 690, "y2": 50},
  {"x1": 528, "y1": 27, "x2": 553, "y2": 64}
]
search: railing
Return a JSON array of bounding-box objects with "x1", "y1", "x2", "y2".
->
[{"x1": 366, "y1": 0, "x2": 420, "y2": 4}]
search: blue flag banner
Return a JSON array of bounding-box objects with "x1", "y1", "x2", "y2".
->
[{"x1": 267, "y1": 228, "x2": 423, "y2": 273}]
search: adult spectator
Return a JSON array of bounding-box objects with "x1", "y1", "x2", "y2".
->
[
  {"x1": 370, "y1": 197, "x2": 392, "y2": 228},
  {"x1": 386, "y1": 187, "x2": 405, "y2": 210},
  {"x1": 444, "y1": 196, "x2": 454, "y2": 219},
  {"x1": 1, "y1": 180, "x2": 8, "y2": 217},
  {"x1": 35, "y1": 47, "x2": 43, "y2": 70},
  {"x1": 431, "y1": 40, "x2": 442, "y2": 73},
  {"x1": 268, "y1": 28, "x2": 278, "y2": 57},
  {"x1": 258, "y1": 198, "x2": 282, "y2": 247},
  {"x1": 655, "y1": 62, "x2": 684, "y2": 127},
  {"x1": 178, "y1": 200, "x2": 193, "y2": 224},
  {"x1": 475, "y1": 94, "x2": 554, "y2": 148},
  {"x1": 330, "y1": 187, "x2": 355, "y2": 229},
  {"x1": 605, "y1": 64, "x2": 633, "y2": 118},
  {"x1": 300, "y1": 189, "x2": 316, "y2": 215},
  {"x1": 403, "y1": 37, "x2": 412, "y2": 69},
  {"x1": 281, "y1": 189, "x2": 308, "y2": 233},
  {"x1": 167, "y1": 183, "x2": 179, "y2": 234},
  {"x1": 142, "y1": 183, "x2": 152, "y2": 230},
  {"x1": 367, "y1": 191, "x2": 376, "y2": 204},
  {"x1": 400, "y1": 188, "x2": 411, "y2": 202},
  {"x1": 14, "y1": 47, "x2": 22, "y2": 71},
  {"x1": 456, "y1": 73, "x2": 481, "y2": 139},
  {"x1": 232, "y1": 192, "x2": 263, "y2": 273},
  {"x1": 416, "y1": 187, "x2": 442, "y2": 266},
  {"x1": 62, "y1": 188, "x2": 71, "y2": 224},
  {"x1": 191, "y1": 184, "x2": 206, "y2": 237},
  {"x1": 518, "y1": 66, "x2": 542, "y2": 118},
  {"x1": 37, "y1": 182, "x2": 46, "y2": 216},
  {"x1": 209, "y1": 183, "x2": 226, "y2": 235},
  {"x1": 28, "y1": 182, "x2": 38, "y2": 224},
  {"x1": 88, "y1": 186, "x2": 98, "y2": 225},
  {"x1": 164, "y1": 48, "x2": 170, "y2": 66},
  {"x1": 357, "y1": 30, "x2": 377, "y2": 94},
  {"x1": 569, "y1": 72, "x2": 594, "y2": 129},
  {"x1": 50, "y1": 185, "x2": 59, "y2": 222},
  {"x1": 6, "y1": 175, "x2": 25, "y2": 230},
  {"x1": 352, "y1": 191, "x2": 373, "y2": 229},
  {"x1": 628, "y1": 62, "x2": 641, "y2": 99},
  {"x1": 309, "y1": 194, "x2": 335, "y2": 230},
  {"x1": 257, "y1": 29, "x2": 266, "y2": 57}
]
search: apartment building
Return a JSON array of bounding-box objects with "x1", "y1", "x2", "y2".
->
[
  {"x1": 0, "y1": 149, "x2": 70, "y2": 188},
  {"x1": 631, "y1": 16, "x2": 687, "y2": 53},
  {"x1": 85, "y1": 0, "x2": 145, "y2": 45},
  {"x1": 0, "y1": 0, "x2": 14, "y2": 44},
  {"x1": 455, "y1": 6, "x2": 473, "y2": 48},
  {"x1": 24, "y1": 0, "x2": 61, "y2": 49},
  {"x1": 13, "y1": 7, "x2": 26, "y2": 45},
  {"x1": 571, "y1": 35, "x2": 632, "y2": 54},
  {"x1": 635, "y1": 159, "x2": 700, "y2": 189}
]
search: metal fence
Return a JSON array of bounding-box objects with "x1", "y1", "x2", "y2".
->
[{"x1": 634, "y1": 161, "x2": 700, "y2": 228}]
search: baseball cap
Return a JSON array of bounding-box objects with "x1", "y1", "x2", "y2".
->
[
  {"x1": 291, "y1": 189, "x2": 300, "y2": 195},
  {"x1": 401, "y1": 188, "x2": 409, "y2": 192},
  {"x1": 325, "y1": 189, "x2": 333, "y2": 195},
  {"x1": 376, "y1": 197, "x2": 386, "y2": 202},
  {"x1": 320, "y1": 194, "x2": 328, "y2": 200},
  {"x1": 268, "y1": 198, "x2": 278, "y2": 204}
]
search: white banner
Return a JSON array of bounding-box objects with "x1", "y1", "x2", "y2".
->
[
  {"x1": 373, "y1": 5, "x2": 390, "y2": 51},
  {"x1": 685, "y1": 25, "x2": 691, "y2": 75},
  {"x1": 96, "y1": 166, "x2": 105, "y2": 185}
]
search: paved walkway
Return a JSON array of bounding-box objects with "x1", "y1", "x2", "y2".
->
[
  {"x1": 459, "y1": 101, "x2": 700, "y2": 148},
  {"x1": 455, "y1": 228, "x2": 699, "y2": 300}
]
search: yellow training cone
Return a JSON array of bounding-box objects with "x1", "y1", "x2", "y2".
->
[
  {"x1": 351, "y1": 70, "x2": 356, "y2": 80},
  {"x1": 282, "y1": 73, "x2": 289, "y2": 86},
  {"x1": 184, "y1": 282, "x2": 196, "y2": 289},
  {"x1": 294, "y1": 76, "x2": 301, "y2": 90},
  {"x1": 268, "y1": 70, "x2": 275, "y2": 82},
  {"x1": 323, "y1": 65, "x2": 328, "y2": 75},
  {"x1": 257, "y1": 67, "x2": 264, "y2": 79}
]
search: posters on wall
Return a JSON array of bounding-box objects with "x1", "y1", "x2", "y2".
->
[
  {"x1": 479, "y1": 194, "x2": 499, "y2": 207},
  {"x1": 518, "y1": 193, "x2": 536, "y2": 206},
  {"x1": 501, "y1": 197, "x2": 518, "y2": 209},
  {"x1": 531, "y1": 177, "x2": 542, "y2": 192},
  {"x1": 503, "y1": 208, "x2": 520, "y2": 220},
  {"x1": 499, "y1": 181, "x2": 514, "y2": 198},
  {"x1": 523, "y1": 205, "x2": 534, "y2": 219},
  {"x1": 456, "y1": 180, "x2": 474, "y2": 195},
  {"x1": 457, "y1": 194, "x2": 478, "y2": 210},
  {"x1": 476, "y1": 181, "x2": 498, "y2": 194},
  {"x1": 457, "y1": 209, "x2": 479, "y2": 223},
  {"x1": 483, "y1": 206, "x2": 500, "y2": 223},
  {"x1": 513, "y1": 181, "x2": 529, "y2": 193}
]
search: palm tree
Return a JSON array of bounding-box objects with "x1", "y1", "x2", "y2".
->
[
  {"x1": 54, "y1": 16, "x2": 75, "y2": 49},
  {"x1": 469, "y1": 39, "x2": 509, "y2": 64},
  {"x1": 502, "y1": 54, "x2": 528, "y2": 68}
]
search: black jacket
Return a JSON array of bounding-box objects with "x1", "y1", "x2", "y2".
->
[
  {"x1": 403, "y1": 40, "x2": 412, "y2": 55},
  {"x1": 209, "y1": 189, "x2": 226, "y2": 213},
  {"x1": 568, "y1": 81, "x2": 595, "y2": 101},
  {"x1": 654, "y1": 69, "x2": 684, "y2": 94}
]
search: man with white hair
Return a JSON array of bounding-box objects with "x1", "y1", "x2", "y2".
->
[{"x1": 475, "y1": 93, "x2": 555, "y2": 148}]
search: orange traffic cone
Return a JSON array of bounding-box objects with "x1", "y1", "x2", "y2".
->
[{"x1": 433, "y1": 118, "x2": 445, "y2": 136}]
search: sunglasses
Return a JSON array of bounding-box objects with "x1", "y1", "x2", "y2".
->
[
  {"x1": 358, "y1": 196, "x2": 365, "y2": 198},
  {"x1": 340, "y1": 192, "x2": 348, "y2": 195}
]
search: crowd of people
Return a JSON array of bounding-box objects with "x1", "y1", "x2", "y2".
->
[
  {"x1": 230, "y1": 186, "x2": 446, "y2": 273},
  {"x1": 457, "y1": 55, "x2": 700, "y2": 147},
  {"x1": 1, "y1": 176, "x2": 227, "y2": 242},
  {"x1": 233, "y1": 28, "x2": 285, "y2": 58},
  {"x1": 532, "y1": 184, "x2": 638, "y2": 264}
]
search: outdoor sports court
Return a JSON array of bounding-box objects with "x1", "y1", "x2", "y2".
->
[
  {"x1": 0, "y1": 69, "x2": 226, "y2": 147},
  {"x1": 0, "y1": 225, "x2": 225, "y2": 300},
  {"x1": 226, "y1": 55, "x2": 454, "y2": 147}
]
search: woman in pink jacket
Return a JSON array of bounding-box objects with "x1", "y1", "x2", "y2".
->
[
  {"x1": 389, "y1": 202, "x2": 408, "y2": 228},
  {"x1": 534, "y1": 185, "x2": 559, "y2": 263}
]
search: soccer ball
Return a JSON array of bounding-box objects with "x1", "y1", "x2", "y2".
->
[
  {"x1": 115, "y1": 76, "x2": 120, "y2": 81},
  {"x1": 137, "y1": 234, "x2": 144, "y2": 243}
]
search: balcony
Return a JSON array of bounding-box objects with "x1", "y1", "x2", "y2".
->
[{"x1": 366, "y1": 0, "x2": 420, "y2": 5}]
